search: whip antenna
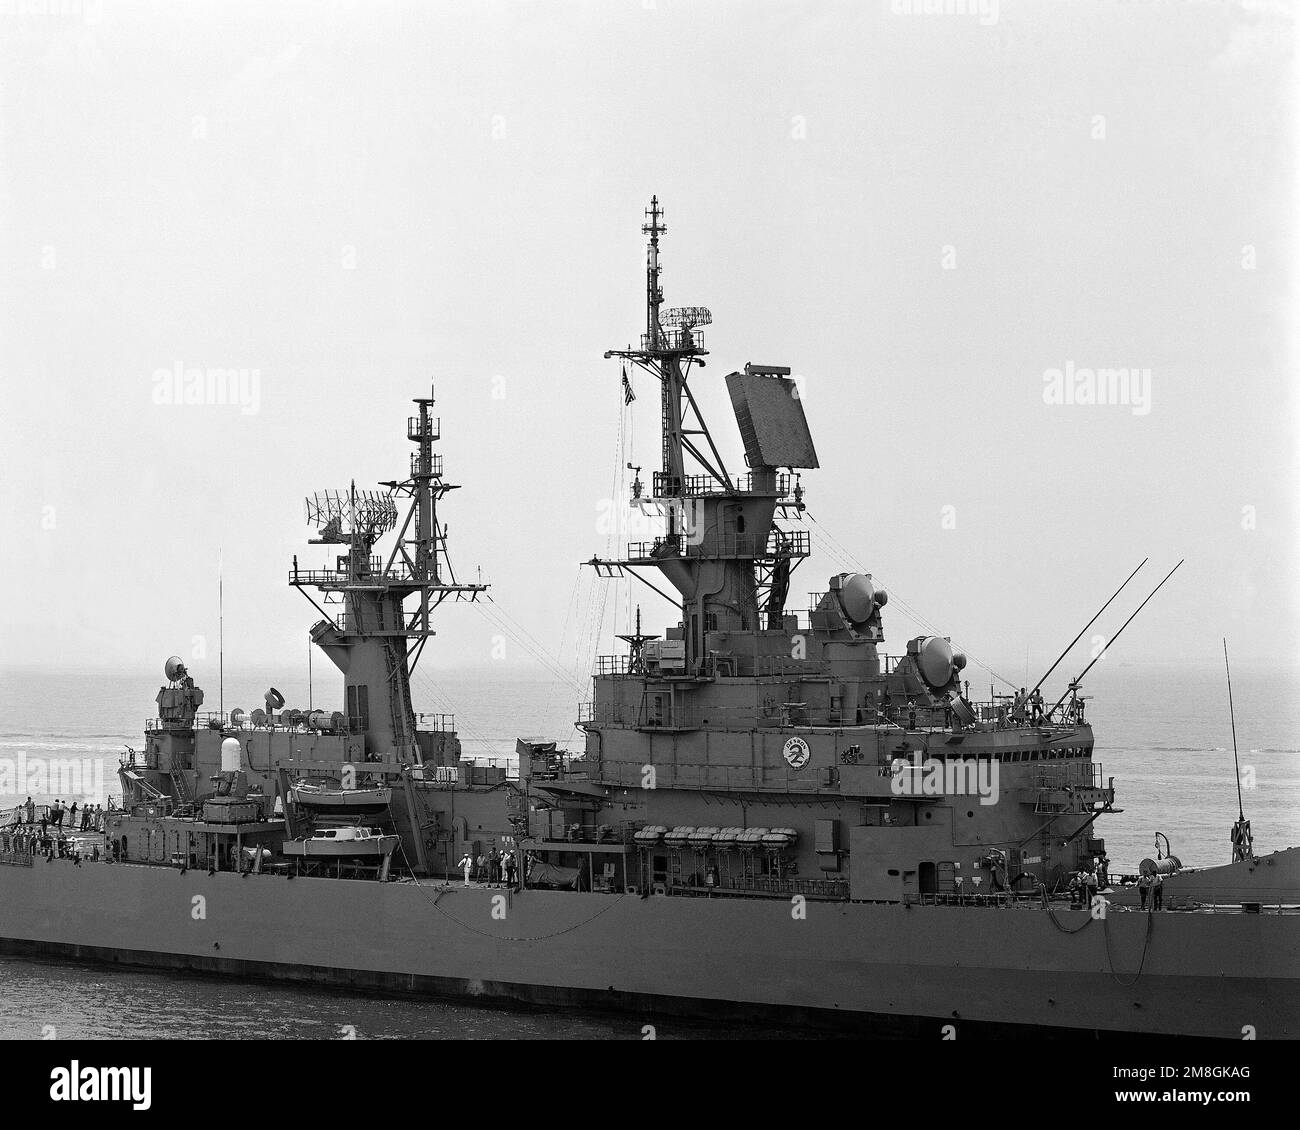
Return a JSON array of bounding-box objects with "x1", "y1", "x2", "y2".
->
[
  {"x1": 1030, "y1": 557, "x2": 1147, "y2": 697},
  {"x1": 218, "y1": 551, "x2": 224, "y2": 722},
  {"x1": 1223, "y1": 638, "x2": 1254, "y2": 862},
  {"x1": 1051, "y1": 559, "x2": 1184, "y2": 714}
]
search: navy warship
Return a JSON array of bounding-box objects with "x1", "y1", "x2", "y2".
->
[{"x1": 2, "y1": 200, "x2": 1297, "y2": 1038}]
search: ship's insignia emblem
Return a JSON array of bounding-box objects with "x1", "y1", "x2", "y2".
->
[{"x1": 783, "y1": 737, "x2": 811, "y2": 770}]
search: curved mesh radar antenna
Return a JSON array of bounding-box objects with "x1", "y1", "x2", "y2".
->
[
  {"x1": 305, "y1": 488, "x2": 398, "y2": 547},
  {"x1": 662, "y1": 306, "x2": 712, "y2": 330},
  {"x1": 164, "y1": 656, "x2": 187, "y2": 682}
]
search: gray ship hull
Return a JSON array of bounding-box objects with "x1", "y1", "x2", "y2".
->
[{"x1": 2, "y1": 860, "x2": 1295, "y2": 1038}]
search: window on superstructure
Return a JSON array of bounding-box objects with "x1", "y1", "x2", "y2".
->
[{"x1": 346, "y1": 685, "x2": 370, "y2": 732}]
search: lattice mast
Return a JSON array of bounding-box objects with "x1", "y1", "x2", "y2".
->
[
  {"x1": 607, "y1": 197, "x2": 725, "y2": 539},
  {"x1": 597, "y1": 199, "x2": 815, "y2": 667},
  {"x1": 290, "y1": 387, "x2": 486, "y2": 759},
  {"x1": 397, "y1": 391, "x2": 478, "y2": 634}
]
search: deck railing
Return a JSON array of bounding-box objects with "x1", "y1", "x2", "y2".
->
[
  {"x1": 406, "y1": 415, "x2": 440, "y2": 440},
  {"x1": 410, "y1": 452, "x2": 443, "y2": 478},
  {"x1": 625, "y1": 529, "x2": 810, "y2": 562},
  {"x1": 649, "y1": 471, "x2": 794, "y2": 500}
]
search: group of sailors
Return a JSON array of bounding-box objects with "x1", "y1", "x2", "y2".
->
[
  {"x1": 1011, "y1": 688, "x2": 1046, "y2": 726},
  {"x1": 995, "y1": 687, "x2": 1087, "y2": 727},
  {"x1": 1, "y1": 798, "x2": 107, "y2": 864},
  {"x1": 871, "y1": 691, "x2": 932, "y2": 731},
  {"x1": 457, "y1": 846, "x2": 525, "y2": 887},
  {"x1": 1066, "y1": 856, "x2": 1166, "y2": 911},
  {"x1": 7, "y1": 797, "x2": 106, "y2": 835},
  {"x1": 1066, "y1": 859, "x2": 1107, "y2": 908},
  {"x1": 1136, "y1": 869, "x2": 1165, "y2": 910},
  {"x1": 1, "y1": 826, "x2": 99, "y2": 863},
  {"x1": 866, "y1": 685, "x2": 1088, "y2": 732}
]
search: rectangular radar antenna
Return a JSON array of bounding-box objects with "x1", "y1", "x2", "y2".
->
[{"x1": 726, "y1": 366, "x2": 819, "y2": 470}]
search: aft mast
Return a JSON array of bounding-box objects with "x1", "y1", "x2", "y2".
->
[{"x1": 597, "y1": 197, "x2": 815, "y2": 671}]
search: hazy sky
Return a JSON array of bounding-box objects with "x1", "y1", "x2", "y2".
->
[{"x1": 1, "y1": 0, "x2": 1295, "y2": 701}]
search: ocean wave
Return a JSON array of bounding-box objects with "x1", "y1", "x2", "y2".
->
[
  {"x1": 1139, "y1": 745, "x2": 1298, "y2": 754},
  {"x1": 0, "y1": 740, "x2": 122, "y2": 754}
]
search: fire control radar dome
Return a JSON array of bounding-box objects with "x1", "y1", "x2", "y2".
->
[
  {"x1": 839, "y1": 575, "x2": 876, "y2": 623},
  {"x1": 917, "y1": 636, "x2": 958, "y2": 688}
]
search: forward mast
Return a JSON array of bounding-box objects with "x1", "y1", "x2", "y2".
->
[{"x1": 290, "y1": 387, "x2": 486, "y2": 760}]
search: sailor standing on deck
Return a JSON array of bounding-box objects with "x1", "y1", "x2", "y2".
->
[
  {"x1": 1067, "y1": 871, "x2": 1082, "y2": 909},
  {"x1": 1152, "y1": 871, "x2": 1164, "y2": 910},
  {"x1": 1084, "y1": 867, "x2": 1098, "y2": 910},
  {"x1": 1013, "y1": 690, "x2": 1028, "y2": 726},
  {"x1": 1138, "y1": 870, "x2": 1152, "y2": 910},
  {"x1": 458, "y1": 851, "x2": 472, "y2": 886}
]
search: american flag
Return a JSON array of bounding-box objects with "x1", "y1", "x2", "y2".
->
[{"x1": 621, "y1": 366, "x2": 635, "y2": 405}]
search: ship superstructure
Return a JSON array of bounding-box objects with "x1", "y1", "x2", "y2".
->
[
  {"x1": 104, "y1": 388, "x2": 509, "y2": 880},
  {"x1": 523, "y1": 197, "x2": 1113, "y2": 904}
]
